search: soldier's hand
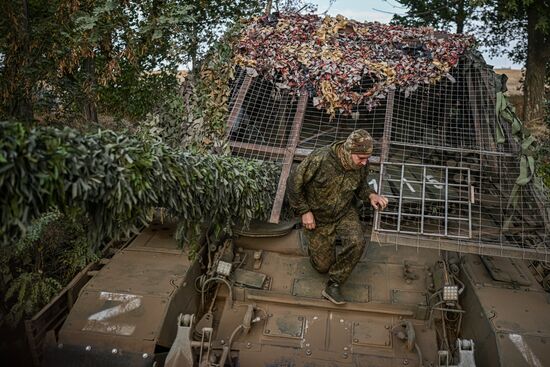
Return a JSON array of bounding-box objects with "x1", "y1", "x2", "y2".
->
[
  {"x1": 302, "y1": 211, "x2": 316, "y2": 230},
  {"x1": 369, "y1": 193, "x2": 388, "y2": 210}
]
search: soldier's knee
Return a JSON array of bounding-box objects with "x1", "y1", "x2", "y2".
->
[
  {"x1": 310, "y1": 256, "x2": 331, "y2": 273},
  {"x1": 342, "y1": 233, "x2": 364, "y2": 249},
  {"x1": 316, "y1": 263, "x2": 331, "y2": 273}
]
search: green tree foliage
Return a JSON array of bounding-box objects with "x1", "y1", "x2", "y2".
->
[
  {"x1": 0, "y1": 121, "x2": 280, "y2": 251},
  {"x1": 151, "y1": 2, "x2": 317, "y2": 151},
  {"x1": 391, "y1": 0, "x2": 477, "y2": 33},
  {"x1": 135, "y1": 22, "x2": 246, "y2": 151},
  {"x1": 4, "y1": 273, "x2": 61, "y2": 326},
  {"x1": 538, "y1": 143, "x2": 550, "y2": 188},
  {"x1": 0, "y1": 209, "x2": 97, "y2": 327},
  {"x1": 0, "y1": 0, "x2": 265, "y2": 124},
  {"x1": 180, "y1": 23, "x2": 245, "y2": 152},
  {"x1": 179, "y1": 0, "x2": 265, "y2": 71},
  {"x1": 0, "y1": 0, "x2": 53, "y2": 121}
]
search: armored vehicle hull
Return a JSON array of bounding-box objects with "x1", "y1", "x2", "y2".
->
[{"x1": 42, "y1": 221, "x2": 550, "y2": 366}]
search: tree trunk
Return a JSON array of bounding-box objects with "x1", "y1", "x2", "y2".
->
[
  {"x1": 7, "y1": 0, "x2": 34, "y2": 121},
  {"x1": 523, "y1": 1, "x2": 549, "y2": 127},
  {"x1": 189, "y1": 21, "x2": 200, "y2": 78},
  {"x1": 455, "y1": 0, "x2": 465, "y2": 34},
  {"x1": 83, "y1": 101, "x2": 98, "y2": 123},
  {"x1": 82, "y1": 58, "x2": 98, "y2": 123}
]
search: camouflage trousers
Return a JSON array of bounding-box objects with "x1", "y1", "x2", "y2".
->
[{"x1": 304, "y1": 209, "x2": 366, "y2": 284}]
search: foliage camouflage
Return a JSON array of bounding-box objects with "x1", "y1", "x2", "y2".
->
[
  {"x1": 0, "y1": 209, "x2": 97, "y2": 327},
  {"x1": 0, "y1": 121, "x2": 280, "y2": 252},
  {"x1": 136, "y1": 90, "x2": 189, "y2": 148},
  {"x1": 183, "y1": 23, "x2": 244, "y2": 152},
  {"x1": 139, "y1": 23, "x2": 244, "y2": 152}
]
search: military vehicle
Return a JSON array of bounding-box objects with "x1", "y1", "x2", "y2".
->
[{"x1": 38, "y1": 12, "x2": 550, "y2": 367}]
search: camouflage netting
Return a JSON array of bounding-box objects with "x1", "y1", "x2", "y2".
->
[{"x1": 234, "y1": 12, "x2": 475, "y2": 116}]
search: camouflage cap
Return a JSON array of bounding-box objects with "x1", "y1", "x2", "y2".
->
[{"x1": 344, "y1": 129, "x2": 373, "y2": 154}]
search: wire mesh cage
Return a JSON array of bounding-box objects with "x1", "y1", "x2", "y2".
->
[{"x1": 225, "y1": 13, "x2": 550, "y2": 261}]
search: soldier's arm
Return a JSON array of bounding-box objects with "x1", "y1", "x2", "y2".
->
[{"x1": 287, "y1": 153, "x2": 322, "y2": 216}]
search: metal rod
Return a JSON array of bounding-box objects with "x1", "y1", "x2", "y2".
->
[
  {"x1": 382, "y1": 161, "x2": 471, "y2": 169},
  {"x1": 269, "y1": 92, "x2": 308, "y2": 223},
  {"x1": 385, "y1": 179, "x2": 469, "y2": 188},
  {"x1": 445, "y1": 167, "x2": 449, "y2": 237},
  {"x1": 400, "y1": 196, "x2": 469, "y2": 204},
  {"x1": 388, "y1": 141, "x2": 515, "y2": 157},
  {"x1": 298, "y1": 127, "x2": 337, "y2": 145},
  {"x1": 377, "y1": 228, "x2": 470, "y2": 239},
  {"x1": 381, "y1": 212, "x2": 468, "y2": 221},
  {"x1": 421, "y1": 166, "x2": 426, "y2": 235},
  {"x1": 380, "y1": 90, "x2": 401, "y2": 230},
  {"x1": 384, "y1": 195, "x2": 474, "y2": 204},
  {"x1": 381, "y1": 90, "x2": 395, "y2": 164},
  {"x1": 397, "y1": 164, "x2": 405, "y2": 232},
  {"x1": 230, "y1": 141, "x2": 286, "y2": 158},
  {"x1": 382, "y1": 195, "x2": 470, "y2": 204},
  {"x1": 247, "y1": 289, "x2": 415, "y2": 315},
  {"x1": 375, "y1": 163, "x2": 385, "y2": 231},
  {"x1": 227, "y1": 72, "x2": 253, "y2": 135},
  {"x1": 468, "y1": 169, "x2": 472, "y2": 239},
  {"x1": 293, "y1": 148, "x2": 380, "y2": 163},
  {"x1": 375, "y1": 232, "x2": 550, "y2": 261}
]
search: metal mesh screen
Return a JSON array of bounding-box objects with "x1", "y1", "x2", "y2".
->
[
  {"x1": 225, "y1": 14, "x2": 550, "y2": 261},
  {"x1": 225, "y1": 59, "x2": 550, "y2": 261}
]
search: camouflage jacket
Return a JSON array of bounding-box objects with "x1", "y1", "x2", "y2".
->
[{"x1": 287, "y1": 142, "x2": 375, "y2": 225}]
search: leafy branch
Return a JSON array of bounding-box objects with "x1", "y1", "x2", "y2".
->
[{"x1": 0, "y1": 121, "x2": 280, "y2": 251}]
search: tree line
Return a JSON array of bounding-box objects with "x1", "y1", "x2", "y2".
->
[
  {"x1": 0, "y1": 0, "x2": 265, "y2": 124},
  {"x1": 2, "y1": 1, "x2": 546, "y2": 127}
]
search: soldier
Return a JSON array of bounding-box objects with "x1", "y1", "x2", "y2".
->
[{"x1": 288, "y1": 129, "x2": 388, "y2": 305}]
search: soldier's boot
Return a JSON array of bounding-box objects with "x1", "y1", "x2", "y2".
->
[{"x1": 322, "y1": 281, "x2": 346, "y2": 305}]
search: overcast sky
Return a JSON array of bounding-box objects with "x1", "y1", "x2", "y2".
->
[{"x1": 308, "y1": 0, "x2": 522, "y2": 69}]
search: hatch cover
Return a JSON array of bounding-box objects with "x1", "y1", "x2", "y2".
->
[
  {"x1": 391, "y1": 289, "x2": 426, "y2": 305},
  {"x1": 481, "y1": 256, "x2": 532, "y2": 286},
  {"x1": 232, "y1": 269, "x2": 267, "y2": 289},
  {"x1": 352, "y1": 317, "x2": 392, "y2": 348},
  {"x1": 264, "y1": 313, "x2": 304, "y2": 339},
  {"x1": 292, "y1": 278, "x2": 369, "y2": 303}
]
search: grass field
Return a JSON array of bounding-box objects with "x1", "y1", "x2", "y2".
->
[
  {"x1": 494, "y1": 68, "x2": 523, "y2": 96},
  {"x1": 493, "y1": 69, "x2": 549, "y2": 139}
]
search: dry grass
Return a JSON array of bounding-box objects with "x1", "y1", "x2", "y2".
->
[
  {"x1": 494, "y1": 69, "x2": 549, "y2": 140},
  {"x1": 494, "y1": 69, "x2": 523, "y2": 96}
]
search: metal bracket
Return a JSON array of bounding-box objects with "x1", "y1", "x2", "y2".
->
[
  {"x1": 456, "y1": 339, "x2": 476, "y2": 367},
  {"x1": 165, "y1": 314, "x2": 195, "y2": 367},
  {"x1": 437, "y1": 339, "x2": 476, "y2": 367}
]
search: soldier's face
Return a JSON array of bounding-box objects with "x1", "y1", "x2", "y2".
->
[{"x1": 351, "y1": 154, "x2": 370, "y2": 167}]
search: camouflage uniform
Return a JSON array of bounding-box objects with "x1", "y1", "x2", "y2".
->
[{"x1": 288, "y1": 130, "x2": 375, "y2": 284}]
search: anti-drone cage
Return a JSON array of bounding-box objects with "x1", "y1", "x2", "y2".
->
[{"x1": 225, "y1": 56, "x2": 549, "y2": 262}]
